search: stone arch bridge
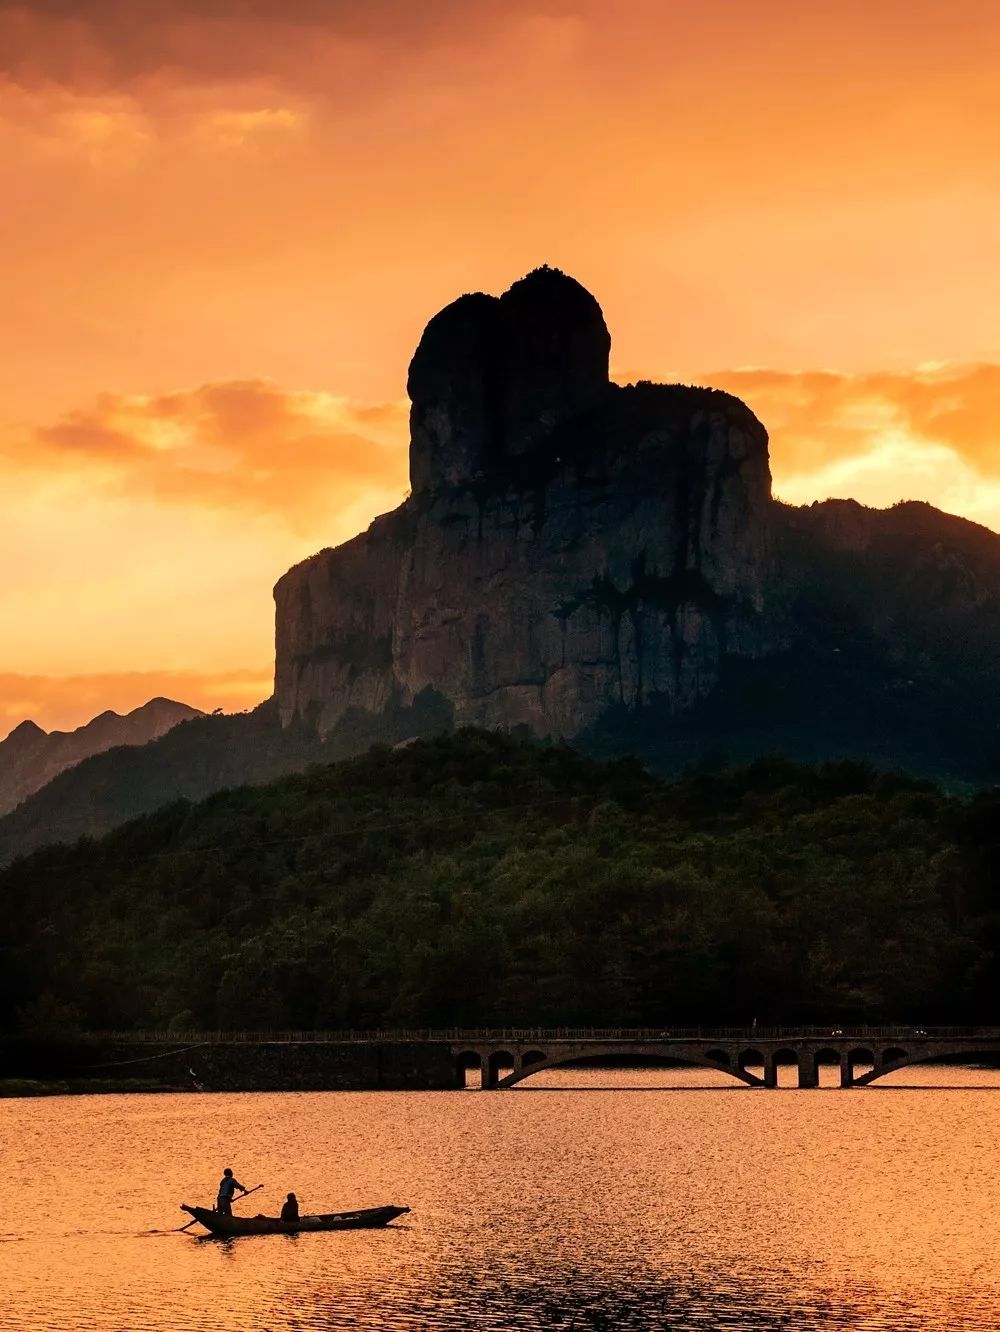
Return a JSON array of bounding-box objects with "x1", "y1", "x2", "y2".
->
[
  {"x1": 78, "y1": 1025, "x2": 1000, "y2": 1093},
  {"x1": 448, "y1": 1027, "x2": 1000, "y2": 1089}
]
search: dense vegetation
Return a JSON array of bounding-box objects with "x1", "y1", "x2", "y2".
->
[
  {"x1": 2, "y1": 730, "x2": 999, "y2": 1034},
  {"x1": 0, "y1": 700, "x2": 328, "y2": 866}
]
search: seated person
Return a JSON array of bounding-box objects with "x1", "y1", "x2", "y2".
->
[{"x1": 280, "y1": 1192, "x2": 300, "y2": 1222}]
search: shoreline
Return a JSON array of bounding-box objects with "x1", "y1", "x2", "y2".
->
[{"x1": 0, "y1": 1077, "x2": 188, "y2": 1098}]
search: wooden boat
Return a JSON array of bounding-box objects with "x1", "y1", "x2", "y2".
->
[{"x1": 180, "y1": 1203, "x2": 409, "y2": 1237}]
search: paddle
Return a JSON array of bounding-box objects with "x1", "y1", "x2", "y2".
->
[
  {"x1": 232, "y1": 1184, "x2": 264, "y2": 1207},
  {"x1": 175, "y1": 1183, "x2": 264, "y2": 1231}
]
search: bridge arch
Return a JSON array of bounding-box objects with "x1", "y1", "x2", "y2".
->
[
  {"x1": 455, "y1": 1049, "x2": 483, "y2": 1089},
  {"x1": 738, "y1": 1048, "x2": 766, "y2": 1085},
  {"x1": 455, "y1": 1044, "x2": 482, "y2": 1086},
  {"x1": 496, "y1": 1045, "x2": 761, "y2": 1090},
  {"x1": 810, "y1": 1047, "x2": 843, "y2": 1089},
  {"x1": 847, "y1": 1045, "x2": 911, "y2": 1086},
  {"x1": 487, "y1": 1050, "x2": 516, "y2": 1088},
  {"x1": 851, "y1": 1045, "x2": 1000, "y2": 1086},
  {"x1": 770, "y1": 1047, "x2": 799, "y2": 1088},
  {"x1": 847, "y1": 1047, "x2": 875, "y2": 1084}
]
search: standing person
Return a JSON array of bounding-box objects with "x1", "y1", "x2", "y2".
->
[{"x1": 215, "y1": 1168, "x2": 247, "y2": 1215}]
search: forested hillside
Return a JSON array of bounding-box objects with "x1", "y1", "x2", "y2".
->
[
  {"x1": 0, "y1": 700, "x2": 326, "y2": 866},
  {"x1": 3, "y1": 731, "x2": 998, "y2": 1034}
]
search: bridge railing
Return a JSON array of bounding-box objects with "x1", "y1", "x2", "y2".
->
[{"x1": 81, "y1": 1024, "x2": 1000, "y2": 1044}]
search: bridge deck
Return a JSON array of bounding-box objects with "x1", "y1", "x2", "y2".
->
[{"x1": 86, "y1": 1025, "x2": 1000, "y2": 1044}]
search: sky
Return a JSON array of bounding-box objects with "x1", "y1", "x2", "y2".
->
[{"x1": 2, "y1": 0, "x2": 999, "y2": 733}]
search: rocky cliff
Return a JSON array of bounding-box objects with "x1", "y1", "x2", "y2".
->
[
  {"x1": 0, "y1": 697, "x2": 202, "y2": 816},
  {"x1": 275, "y1": 268, "x2": 782, "y2": 741},
  {"x1": 5, "y1": 269, "x2": 1000, "y2": 866}
]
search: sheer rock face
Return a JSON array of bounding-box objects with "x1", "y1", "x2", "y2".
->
[{"x1": 274, "y1": 268, "x2": 780, "y2": 739}]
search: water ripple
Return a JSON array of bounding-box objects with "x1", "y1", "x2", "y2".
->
[{"x1": 1, "y1": 1065, "x2": 999, "y2": 1330}]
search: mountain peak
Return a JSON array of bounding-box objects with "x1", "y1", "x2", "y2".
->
[
  {"x1": 136, "y1": 696, "x2": 193, "y2": 716},
  {"x1": 2, "y1": 718, "x2": 47, "y2": 746},
  {"x1": 407, "y1": 265, "x2": 611, "y2": 493}
]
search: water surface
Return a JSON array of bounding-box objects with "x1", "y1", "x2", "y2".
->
[{"x1": 2, "y1": 1064, "x2": 999, "y2": 1330}]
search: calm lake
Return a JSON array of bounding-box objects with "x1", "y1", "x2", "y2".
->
[{"x1": 2, "y1": 1064, "x2": 1000, "y2": 1330}]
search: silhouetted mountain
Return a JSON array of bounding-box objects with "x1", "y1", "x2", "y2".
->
[
  {"x1": 273, "y1": 268, "x2": 1000, "y2": 787},
  {"x1": 0, "y1": 697, "x2": 202, "y2": 816},
  {"x1": 4, "y1": 267, "x2": 1000, "y2": 864},
  {"x1": 276, "y1": 270, "x2": 778, "y2": 739}
]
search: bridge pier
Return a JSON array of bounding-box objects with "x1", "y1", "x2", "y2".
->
[
  {"x1": 480, "y1": 1050, "x2": 518, "y2": 1089},
  {"x1": 764, "y1": 1049, "x2": 843, "y2": 1088}
]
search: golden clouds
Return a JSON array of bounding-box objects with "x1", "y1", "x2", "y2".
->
[
  {"x1": 709, "y1": 364, "x2": 1000, "y2": 479},
  {"x1": 15, "y1": 380, "x2": 408, "y2": 531},
  {"x1": 0, "y1": 380, "x2": 408, "y2": 716},
  {"x1": 699, "y1": 364, "x2": 1000, "y2": 535},
  {"x1": 0, "y1": 81, "x2": 306, "y2": 168},
  {"x1": 0, "y1": 2, "x2": 538, "y2": 92},
  {"x1": 199, "y1": 107, "x2": 305, "y2": 151}
]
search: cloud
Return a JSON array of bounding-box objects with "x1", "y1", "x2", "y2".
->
[
  {"x1": 670, "y1": 362, "x2": 1000, "y2": 482},
  {"x1": 703, "y1": 362, "x2": 1000, "y2": 533},
  {"x1": 14, "y1": 363, "x2": 1000, "y2": 539},
  {"x1": 0, "y1": 1, "x2": 573, "y2": 94},
  {"x1": 9, "y1": 379, "x2": 409, "y2": 532},
  {"x1": 197, "y1": 106, "x2": 305, "y2": 150},
  {"x1": 612, "y1": 361, "x2": 1000, "y2": 529},
  {"x1": 0, "y1": 666, "x2": 272, "y2": 735}
]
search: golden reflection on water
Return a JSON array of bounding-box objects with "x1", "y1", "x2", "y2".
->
[{"x1": 2, "y1": 1065, "x2": 1000, "y2": 1330}]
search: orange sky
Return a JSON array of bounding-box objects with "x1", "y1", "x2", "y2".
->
[{"x1": 3, "y1": 0, "x2": 1000, "y2": 734}]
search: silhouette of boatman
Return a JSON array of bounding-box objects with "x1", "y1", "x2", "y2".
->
[{"x1": 215, "y1": 1168, "x2": 247, "y2": 1215}]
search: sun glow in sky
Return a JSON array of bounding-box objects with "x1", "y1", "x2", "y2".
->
[{"x1": 3, "y1": 0, "x2": 1000, "y2": 732}]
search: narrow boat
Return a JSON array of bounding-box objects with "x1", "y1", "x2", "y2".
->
[{"x1": 180, "y1": 1203, "x2": 410, "y2": 1237}]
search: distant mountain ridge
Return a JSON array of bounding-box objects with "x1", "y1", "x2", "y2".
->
[
  {"x1": 0, "y1": 697, "x2": 202, "y2": 816},
  {"x1": 0, "y1": 700, "x2": 328, "y2": 863}
]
